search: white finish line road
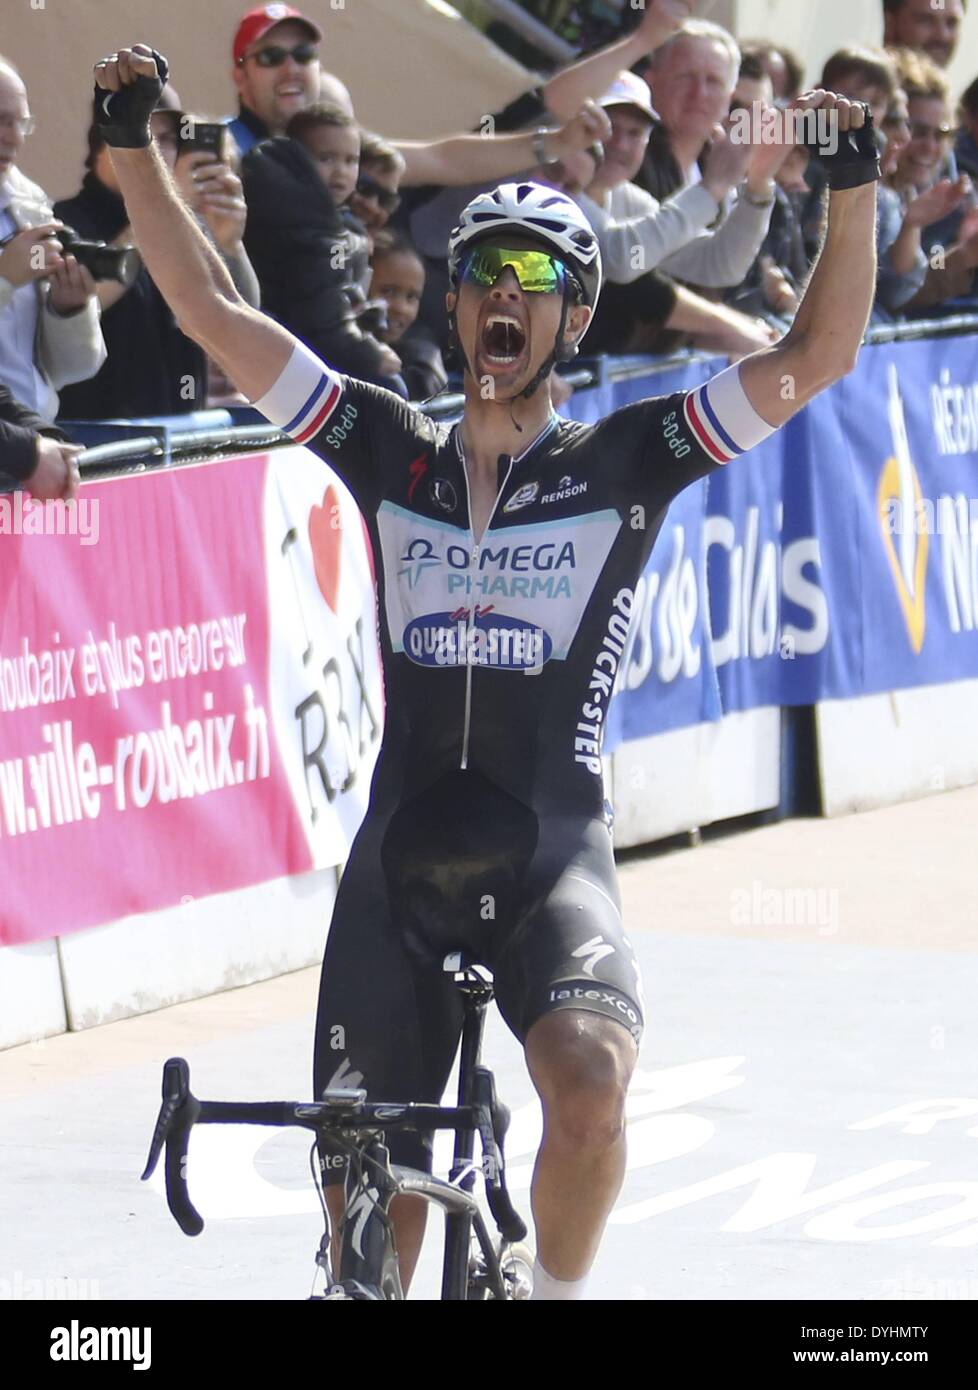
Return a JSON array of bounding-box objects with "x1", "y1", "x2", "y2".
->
[{"x1": 2, "y1": 784, "x2": 977, "y2": 1301}]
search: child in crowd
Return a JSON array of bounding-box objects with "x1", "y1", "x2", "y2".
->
[
  {"x1": 240, "y1": 104, "x2": 403, "y2": 391},
  {"x1": 369, "y1": 231, "x2": 447, "y2": 402}
]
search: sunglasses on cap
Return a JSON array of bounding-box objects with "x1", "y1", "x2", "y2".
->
[
  {"x1": 356, "y1": 175, "x2": 400, "y2": 214},
  {"x1": 240, "y1": 41, "x2": 319, "y2": 67},
  {"x1": 460, "y1": 246, "x2": 570, "y2": 295}
]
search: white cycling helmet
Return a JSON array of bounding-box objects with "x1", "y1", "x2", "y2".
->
[{"x1": 448, "y1": 181, "x2": 603, "y2": 312}]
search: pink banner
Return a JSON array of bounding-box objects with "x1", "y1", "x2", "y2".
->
[{"x1": 0, "y1": 450, "x2": 382, "y2": 946}]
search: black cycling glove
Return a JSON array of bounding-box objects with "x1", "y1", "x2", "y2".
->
[
  {"x1": 806, "y1": 102, "x2": 881, "y2": 190},
  {"x1": 95, "y1": 48, "x2": 168, "y2": 149}
]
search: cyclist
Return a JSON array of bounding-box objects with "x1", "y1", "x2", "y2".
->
[{"x1": 94, "y1": 44, "x2": 880, "y2": 1299}]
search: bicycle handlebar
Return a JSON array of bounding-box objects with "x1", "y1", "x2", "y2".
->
[{"x1": 142, "y1": 1057, "x2": 526, "y2": 1242}]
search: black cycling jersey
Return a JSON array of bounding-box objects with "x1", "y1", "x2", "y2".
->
[
  {"x1": 258, "y1": 344, "x2": 768, "y2": 822},
  {"x1": 254, "y1": 342, "x2": 775, "y2": 1179}
]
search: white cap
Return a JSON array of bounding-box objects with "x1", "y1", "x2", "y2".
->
[{"x1": 598, "y1": 70, "x2": 659, "y2": 123}]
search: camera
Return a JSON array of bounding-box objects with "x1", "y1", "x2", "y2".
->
[
  {"x1": 57, "y1": 227, "x2": 142, "y2": 287},
  {"x1": 178, "y1": 119, "x2": 228, "y2": 162}
]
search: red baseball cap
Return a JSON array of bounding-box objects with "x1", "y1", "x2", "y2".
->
[{"x1": 233, "y1": 4, "x2": 323, "y2": 65}]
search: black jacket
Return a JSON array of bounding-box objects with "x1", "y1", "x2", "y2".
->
[
  {"x1": 395, "y1": 333, "x2": 448, "y2": 404},
  {"x1": 53, "y1": 174, "x2": 205, "y2": 420},
  {"x1": 0, "y1": 384, "x2": 67, "y2": 483},
  {"x1": 241, "y1": 138, "x2": 390, "y2": 383}
]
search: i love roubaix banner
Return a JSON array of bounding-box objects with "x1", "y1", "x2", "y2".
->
[
  {"x1": 0, "y1": 450, "x2": 382, "y2": 946},
  {"x1": 568, "y1": 334, "x2": 978, "y2": 745}
]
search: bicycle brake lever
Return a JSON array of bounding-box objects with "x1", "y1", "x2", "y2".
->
[
  {"x1": 141, "y1": 1057, "x2": 204, "y2": 1237},
  {"x1": 472, "y1": 1068, "x2": 527, "y2": 1245}
]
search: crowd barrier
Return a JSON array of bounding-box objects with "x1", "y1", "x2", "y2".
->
[{"x1": 2, "y1": 319, "x2": 977, "y2": 1046}]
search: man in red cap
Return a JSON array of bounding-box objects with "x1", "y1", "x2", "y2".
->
[{"x1": 227, "y1": 3, "x2": 334, "y2": 155}]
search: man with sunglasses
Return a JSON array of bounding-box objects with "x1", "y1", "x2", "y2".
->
[
  {"x1": 227, "y1": 3, "x2": 332, "y2": 156},
  {"x1": 95, "y1": 43, "x2": 881, "y2": 1299}
]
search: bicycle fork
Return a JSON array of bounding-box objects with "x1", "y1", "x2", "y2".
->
[{"x1": 333, "y1": 1140, "x2": 404, "y2": 1300}]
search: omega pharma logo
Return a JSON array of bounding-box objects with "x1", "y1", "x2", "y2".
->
[{"x1": 876, "y1": 364, "x2": 928, "y2": 654}]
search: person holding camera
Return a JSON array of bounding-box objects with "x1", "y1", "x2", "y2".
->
[
  {"x1": 54, "y1": 95, "x2": 257, "y2": 420},
  {"x1": 0, "y1": 56, "x2": 105, "y2": 424}
]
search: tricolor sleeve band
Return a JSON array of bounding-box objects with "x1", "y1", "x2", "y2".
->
[
  {"x1": 682, "y1": 363, "x2": 777, "y2": 466},
  {"x1": 252, "y1": 341, "x2": 344, "y2": 445}
]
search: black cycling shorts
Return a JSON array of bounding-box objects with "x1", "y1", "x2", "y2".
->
[{"x1": 312, "y1": 769, "x2": 645, "y2": 1183}]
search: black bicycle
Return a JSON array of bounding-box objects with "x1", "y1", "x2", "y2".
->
[{"x1": 142, "y1": 952, "x2": 534, "y2": 1300}]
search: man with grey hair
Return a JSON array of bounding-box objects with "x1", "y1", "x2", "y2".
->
[
  {"x1": 0, "y1": 54, "x2": 105, "y2": 439},
  {"x1": 615, "y1": 22, "x2": 791, "y2": 310},
  {"x1": 637, "y1": 19, "x2": 744, "y2": 202}
]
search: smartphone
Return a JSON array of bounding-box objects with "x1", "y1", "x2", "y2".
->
[{"x1": 178, "y1": 119, "x2": 227, "y2": 162}]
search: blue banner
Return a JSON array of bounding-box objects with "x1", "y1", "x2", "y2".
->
[{"x1": 566, "y1": 333, "x2": 978, "y2": 742}]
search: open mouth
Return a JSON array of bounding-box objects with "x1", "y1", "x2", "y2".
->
[
  {"x1": 277, "y1": 85, "x2": 305, "y2": 100},
  {"x1": 481, "y1": 314, "x2": 527, "y2": 366}
]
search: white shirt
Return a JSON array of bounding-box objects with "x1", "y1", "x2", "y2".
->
[
  {"x1": 0, "y1": 178, "x2": 44, "y2": 412},
  {"x1": 580, "y1": 177, "x2": 774, "y2": 289}
]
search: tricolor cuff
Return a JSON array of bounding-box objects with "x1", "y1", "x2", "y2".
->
[
  {"x1": 252, "y1": 341, "x2": 344, "y2": 445},
  {"x1": 682, "y1": 364, "x2": 776, "y2": 466}
]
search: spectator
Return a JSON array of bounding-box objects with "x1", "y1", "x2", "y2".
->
[
  {"x1": 630, "y1": 17, "x2": 789, "y2": 225},
  {"x1": 286, "y1": 104, "x2": 373, "y2": 306},
  {"x1": 634, "y1": 19, "x2": 745, "y2": 201},
  {"x1": 955, "y1": 76, "x2": 978, "y2": 183},
  {"x1": 882, "y1": 87, "x2": 914, "y2": 177},
  {"x1": 822, "y1": 46, "x2": 896, "y2": 122},
  {"x1": 732, "y1": 53, "x2": 774, "y2": 112},
  {"x1": 241, "y1": 106, "x2": 405, "y2": 390},
  {"x1": 0, "y1": 55, "x2": 105, "y2": 423},
  {"x1": 812, "y1": 47, "x2": 943, "y2": 318},
  {"x1": 882, "y1": 0, "x2": 967, "y2": 69},
  {"x1": 889, "y1": 49, "x2": 978, "y2": 311},
  {"x1": 226, "y1": 3, "x2": 337, "y2": 154},
  {"x1": 579, "y1": 71, "x2": 778, "y2": 291},
  {"x1": 529, "y1": 98, "x2": 778, "y2": 362},
  {"x1": 54, "y1": 96, "x2": 257, "y2": 420},
  {"x1": 369, "y1": 231, "x2": 447, "y2": 402},
  {"x1": 737, "y1": 39, "x2": 805, "y2": 102},
  {"x1": 1, "y1": 381, "x2": 82, "y2": 498},
  {"x1": 350, "y1": 134, "x2": 406, "y2": 238},
  {"x1": 725, "y1": 56, "x2": 808, "y2": 323}
]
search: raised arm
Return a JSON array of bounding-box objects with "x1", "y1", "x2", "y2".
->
[
  {"x1": 94, "y1": 45, "x2": 292, "y2": 402},
  {"x1": 542, "y1": 0, "x2": 692, "y2": 122},
  {"x1": 394, "y1": 104, "x2": 610, "y2": 188},
  {"x1": 737, "y1": 95, "x2": 879, "y2": 428}
]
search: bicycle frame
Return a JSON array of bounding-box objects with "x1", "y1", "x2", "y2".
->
[{"x1": 327, "y1": 961, "x2": 502, "y2": 1300}]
